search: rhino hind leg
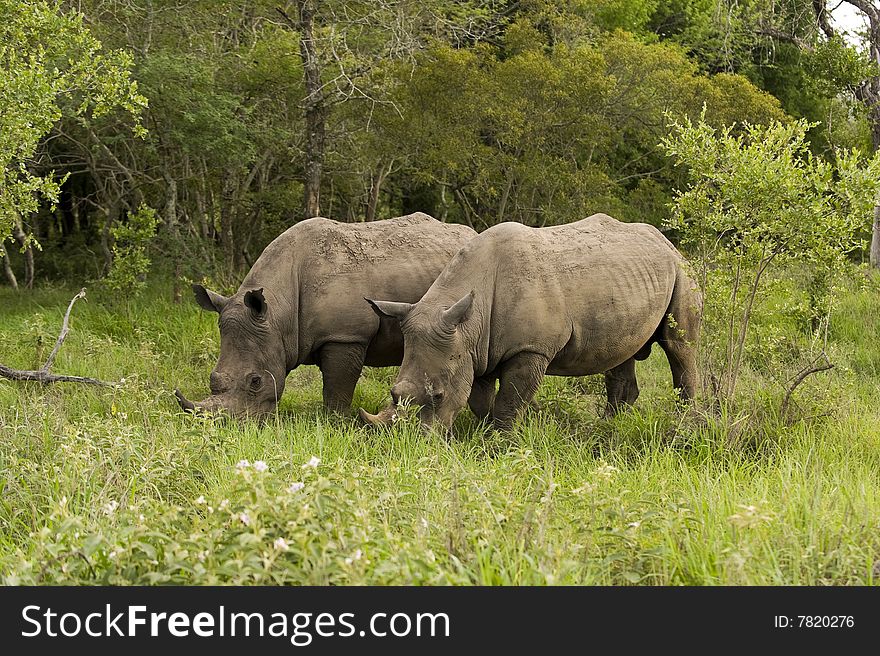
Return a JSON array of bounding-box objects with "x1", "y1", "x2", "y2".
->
[
  {"x1": 491, "y1": 352, "x2": 550, "y2": 430},
  {"x1": 657, "y1": 267, "x2": 701, "y2": 400},
  {"x1": 468, "y1": 375, "x2": 497, "y2": 420},
  {"x1": 604, "y1": 358, "x2": 640, "y2": 417},
  {"x1": 318, "y1": 342, "x2": 367, "y2": 413}
]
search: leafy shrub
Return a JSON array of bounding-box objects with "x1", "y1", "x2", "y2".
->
[
  {"x1": 662, "y1": 114, "x2": 880, "y2": 410},
  {"x1": 102, "y1": 205, "x2": 159, "y2": 296}
]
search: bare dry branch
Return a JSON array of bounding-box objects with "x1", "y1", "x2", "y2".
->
[
  {"x1": 781, "y1": 353, "x2": 835, "y2": 418},
  {"x1": 0, "y1": 288, "x2": 119, "y2": 387}
]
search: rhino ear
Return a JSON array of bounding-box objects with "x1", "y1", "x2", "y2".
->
[
  {"x1": 441, "y1": 291, "x2": 474, "y2": 327},
  {"x1": 193, "y1": 284, "x2": 228, "y2": 313},
  {"x1": 244, "y1": 288, "x2": 267, "y2": 318},
  {"x1": 365, "y1": 298, "x2": 413, "y2": 320}
]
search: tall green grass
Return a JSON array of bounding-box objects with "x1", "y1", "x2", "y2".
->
[{"x1": 1, "y1": 280, "x2": 879, "y2": 584}]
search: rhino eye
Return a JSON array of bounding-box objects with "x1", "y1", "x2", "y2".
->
[
  {"x1": 249, "y1": 374, "x2": 263, "y2": 390},
  {"x1": 431, "y1": 390, "x2": 444, "y2": 404}
]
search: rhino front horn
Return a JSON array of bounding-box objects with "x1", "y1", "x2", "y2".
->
[
  {"x1": 174, "y1": 388, "x2": 196, "y2": 413},
  {"x1": 358, "y1": 406, "x2": 396, "y2": 426}
]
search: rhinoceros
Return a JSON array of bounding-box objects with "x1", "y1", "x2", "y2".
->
[
  {"x1": 175, "y1": 213, "x2": 475, "y2": 416},
  {"x1": 360, "y1": 213, "x2": 702, "y2": 430}
]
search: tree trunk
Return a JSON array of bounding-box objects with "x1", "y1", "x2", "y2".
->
[
  {"x1": 279, "y1": 2, "x2": 325, "y2": 220},
  {"x1": 366, "y1": 160, "x2": 392, "y2": 222},
  {"x1": 0, "y1": 242, "x2": 18, "y2": 289},
  {"x1": 299, "y1": 0, "x2": 324, "y2": 219},
  {"x1": 12, "y1": 218, "x2": 34, "y2": 289},
  {"x1": 870, "y1": 102, "x2": 880, "y2": 267}
]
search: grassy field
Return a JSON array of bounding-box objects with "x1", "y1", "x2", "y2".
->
[{"x1": 1, "y1": 278, "x2": 880, "y2": 585}]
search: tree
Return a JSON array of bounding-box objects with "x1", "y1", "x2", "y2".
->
[
  {"x1": 0, "y1": 0, "x2": 145, "y2": 288},
  {"x1": 663, "y1": 115, "x2": 880, "y2": 402}
]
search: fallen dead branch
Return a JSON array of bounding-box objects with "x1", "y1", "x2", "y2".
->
[
  {"x1": 780, "y1": 352, "x2": 834, "y2": 419},
  {"x1": 0, "y1": 288, "x2": 118, "y2": 386}
]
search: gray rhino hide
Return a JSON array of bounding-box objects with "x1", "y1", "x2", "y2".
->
[
  {"x1": 364, "y1": 213, "x2": 702, "y2": 430},
  {"x1": 177, "y1": 213, "x2": 475, "y2": 416}
]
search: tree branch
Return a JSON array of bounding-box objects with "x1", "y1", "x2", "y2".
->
[
  {"x1": 781, "y1": 353, "x2": 835, "y2": 418},
  {"x1": 0, "y1": 288, "x2": 119, "y2": 387}
]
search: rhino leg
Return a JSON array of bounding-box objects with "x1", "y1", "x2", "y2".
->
[
  {"x1": 657, "y1": 267, "x2": 701, "y2": 401},
  {"x1": 604, "y1": 358, "x2": 639, "y2": 417},
  {"x1": 491, "y1": 352, "x2": 549, "y2": 430},
  {"x1": 468, "y1": 374, "x2": 497, "y2": 420},
  {"x1": 319, "y1": 342, "x2": 367, "y2": 413}
]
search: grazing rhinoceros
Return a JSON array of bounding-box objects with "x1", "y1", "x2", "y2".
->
[
  {"x1": 360, "y1": 213, "x2": 702, "y2": 430},
  {"x1": 175, "y1": 213, "x2": 475, "y2": 417}
]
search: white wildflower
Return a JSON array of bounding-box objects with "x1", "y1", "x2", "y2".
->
[
  {"x1": 236, "y1": 459, "x2": 251, "y2": 471},
  {"x1": 103, "y1": 500, "x2": 119, "y2": 516},
  {"x1": 344, "y1": 548, "x2": 363, "y2": 565},
  {"x1": 274, "y1": 537, "x2": 289, "y2": 552},
  {"x1": 288, "y1": 482, "x2": 305, "y2": 493},
  {"x1": 195, "y1": 495, "x2": 206, "y2": 505},
  {"x1": 239, "y1": 512, "x2": 251, "y2": 526},
  {"x1": 219, "y1": 499, "x2": 230, "y2": 511},
  {"x1": 253, "y1": 460, "x2": 268, "y2": 473},
  {"x1": 594, "y1": 461, "x2": 619, "y2": 482},
  {"x1": 302, "y1": 456, "x2": 321, "y2": 469}
]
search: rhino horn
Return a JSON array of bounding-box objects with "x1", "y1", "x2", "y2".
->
[
  {"x1": 358, "y1": 406, "x2": 396, "y2": 426},
  {"x1": 175, "y1": 389, "x2": 223, "y2": 415}
]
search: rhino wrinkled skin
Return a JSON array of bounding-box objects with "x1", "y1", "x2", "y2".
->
[
  {"x1": 362, "y1": 213, "x2": 702, "y2": 430},
  {"x1": 176, "y1": 213, "x2": 475, "y2": 417}
]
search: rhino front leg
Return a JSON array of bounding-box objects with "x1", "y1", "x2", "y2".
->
[
  {"x1": 318, "y1": 342, "x2": 367, "y2": 414},
  {"x1": 468, "y1": 374, "x2": 497, "y2": 421},
  {"x1": 491, "y1": 352, "x2": 549, "y2": 430}
]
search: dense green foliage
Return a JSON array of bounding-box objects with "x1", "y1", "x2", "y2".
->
[{"x1": 4, "y1": 0, "x2": 872, "y2": 285}]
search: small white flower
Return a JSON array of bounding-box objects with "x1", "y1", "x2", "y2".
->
[
  {"x1": 274, "y1": 537, "x2": 289, "y2": 552},
  {"x1": 195, "y1": 495, "x2": 206, "y2": 505},
  {"x1": 219, "y1": 499, "x2": 230, "y2": 510},
  {"x1": 253, "y1": 460, "x2": 268, "y2": 473},
  {"x1": 103, "y1": 500, "x2": 119, "y2": 516},
  {"x1": 236, "y1": 459, "x2": 251, "y2": 470},
  {"x1": 239, "y1": 512, "x2": 251, "y2": 526},
  {"x1": 108, "y1": 548, "x2": 121, "y2": 560},
  {"x1": 138, "y1": 514, "x2": 145, "y2": 522},
  {"x1": 345, "y1": 548, "x2": 363, "y2": 565},
  {"x1": 197, "y1": 550, "x2": 209, "y2": 562},
  {"x1": 288, "y1": 482, "x2": 305, "y2": 493},
  {"x1": 302, "y1": 456, "x2": 321, "y2": 469},
  {"x1": 594, "y1": 462, "x2": 619, "y2": 482}
]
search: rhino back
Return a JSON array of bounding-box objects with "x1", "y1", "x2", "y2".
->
[
  {"x1": 245, "y1": 213, "x2": 474, "y2": 362},
  {"x1": 428, "y1": 214, "x2": 683, "y2": 376}
]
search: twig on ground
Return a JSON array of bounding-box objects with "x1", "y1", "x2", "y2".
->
[{"x1": 0, "y1": 288, "x2": 119, "y2": 387}]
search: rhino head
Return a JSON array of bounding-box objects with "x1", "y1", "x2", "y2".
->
[
  {"x1": 175, "y1": 284, "x2": 287, "y2": 417},
  {"x1": 360, "y1": 291, "x2": 476, "y2": 430}
]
